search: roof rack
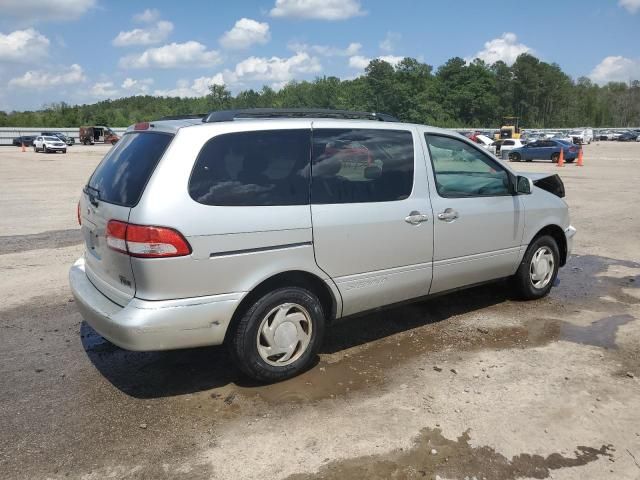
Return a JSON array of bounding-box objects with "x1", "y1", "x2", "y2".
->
[
  {"x1": 158, "y1": 114, "x2": 206, "y2": 121},
  {"x1": 202, "y1": 108, "x2": 400, "y2": 123}
]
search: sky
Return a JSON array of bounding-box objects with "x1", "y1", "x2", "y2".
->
[{"x1": 1, "y1": 0, "x2": 639, "y2": 111}]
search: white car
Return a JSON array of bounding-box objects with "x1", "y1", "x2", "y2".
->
[
  {"x1": 499, "y1": 139, "x2": 524, "y2": 156},
  {"x1": 473, "y1": 134, "x2": 497, "y2": 155},
  {"x1": 33, "y1": 135, "x2": 67, "y2": 153},
  {"x1": 569, "y1": 129, "x2": 593, "y2": 144}
]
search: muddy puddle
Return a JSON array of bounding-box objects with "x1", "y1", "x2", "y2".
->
[
  {"x1": 284, "y1": 427, "x2": 613, "y2": 480},
  {"x1": 81, "y1": 253, "x2": 639, "y2": 408}
]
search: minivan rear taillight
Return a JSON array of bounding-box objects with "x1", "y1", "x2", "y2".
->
[{"x1": 106, "y1": 220, "x2": 191, "y2": 258}]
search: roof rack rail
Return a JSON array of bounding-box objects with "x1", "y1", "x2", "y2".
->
[
  {"x1": 202, "y1": 108, "x2": 400, "y2": 123},
  {"x1": 157, "y1": 114, "x2": 206, "y2": 121}
]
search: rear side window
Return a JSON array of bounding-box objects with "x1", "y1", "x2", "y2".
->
[
  {"x1": 311, "y1": 129, "x2": 414, "y2": 204},
  {"x1": 87, "y1": 132, "x2": 172, "y2": 207},
  {"x1": 189, "y1": 129, "x2": 311, "y2": 206}
]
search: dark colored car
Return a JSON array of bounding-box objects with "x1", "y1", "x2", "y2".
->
[
  {"x1": 617, "y1": 131, "x2": 638, "y2": 142},
  {"x1": 509, "y1": 139, "x2": 579, "y2": 163},
  {"x1": 41, "y1": 131, "x2": 75, "y2": 146},
  {"x1": 12, "y1": 135, "x2": 36, "y2": 147}
]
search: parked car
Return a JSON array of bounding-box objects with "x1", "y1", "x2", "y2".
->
[
  {"x1": 498, "y1": 138, "x2": 524, "y2": 156},
  {"x1": 508, "y1": 139, "x2": 579, "y2": 163},
  {"x1": 568, "y1": 128, "x2": 593, "y2": 145},
  {"x1": 79, "y1": 125, "x2": 120, "y2": 145},
  {"x1": 69, "y1": 109, "x2": 575, "y2": 382},
  {"x1": 12, "y1": 135, "x2": 36, "y2": 147},
  {"x1": 41, "y1": 131, "x2": 75, "y2": 146},
  {"x1": 617, "y1": 131, "x2": 638, "y2": 142},
  {"x1": 33, "y1": 135, "x2": 67, "y2": 153},
  {"x1": 552, "y1": 133, "x2": 574, "y2": 143},
  {"x1": 472, "y1": 134, "x2": 497, "y2": 154}
]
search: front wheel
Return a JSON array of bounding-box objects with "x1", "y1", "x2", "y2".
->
[
  {"x1": 62, "y1": 149, "x2": 67, "y2": 154},
  {"x1": 229, "y1": 287, "x2": 325, "y2": 383},
  {"x1": 512, "y1": 235, "x2": 560, "y2": 300},
  {"x1": 509, "y1": 152, "x2": 521, "y2": 162}
]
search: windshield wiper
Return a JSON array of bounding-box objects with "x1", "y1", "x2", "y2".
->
[{"x1": 84, "y1": 185, "x2": 100, "y2": 207}]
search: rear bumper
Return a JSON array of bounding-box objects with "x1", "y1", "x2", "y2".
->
[
  {"x1": 69, "y1": 257, "x2": 243, "y2": 351},
  {"x1": 565, "y1": 225, "x2": 576, "y2": 259}
]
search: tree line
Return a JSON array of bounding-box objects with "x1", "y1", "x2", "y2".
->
[{"x1": 1, "y1": 53, "x2": 639, "y2": 129}]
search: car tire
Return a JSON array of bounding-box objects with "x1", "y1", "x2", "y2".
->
[
  {"x1": 509, "y1": 152, "x2": 521, "y2": 162},
  {"x1": 62, "y1": 149, "x2": 67, "y2": 154},
  {"x1": 512, "y1": 235, "x2": 560, "y2": 300},
  {"x1": 229, "y1": 286, "x2": 326, "y2": 383},
  {"x1": 33, "y1": 146, "x2": 37, "y2": 152},
  {"x1": 565, "y1": 158, "x2": 574, "y2": 163},
  {"x1": 551, "y1": 153, "x2": 560, "y2": 163}
]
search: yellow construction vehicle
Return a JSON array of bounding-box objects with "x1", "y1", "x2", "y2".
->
[{"x1": 495, "y1": 116, "x2": 521, "y2": 140}]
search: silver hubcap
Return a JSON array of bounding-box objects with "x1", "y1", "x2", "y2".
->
[
  {"x1": 530, "y1": 246, "x2": 555, "y2": 289},
  {"x1": 257, "y1": 303, "x2": 312, "y2": 367}
]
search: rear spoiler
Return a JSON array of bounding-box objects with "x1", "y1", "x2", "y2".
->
[{"x1": 521, "y1": 173, "x2": 565, "y2": 198}]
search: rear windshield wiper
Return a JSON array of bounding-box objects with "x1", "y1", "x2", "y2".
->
[{"x1": 84, "y1": 185, "x2": 101, "y2": 206}]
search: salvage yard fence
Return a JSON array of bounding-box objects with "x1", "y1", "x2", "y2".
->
[{"x1": 0, "y1": 127, "x2": 127, "y2": 146}]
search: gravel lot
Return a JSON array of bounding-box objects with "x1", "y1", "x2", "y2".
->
[{"x1": 0, "y1": 142, "x2": 639, "y2": 480}]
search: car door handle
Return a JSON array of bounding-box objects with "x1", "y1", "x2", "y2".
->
[
  {"x1": 437, "y1": 208, "x2": 459, "y2": 222},
  {"x1": 405, "y1": 211, "x2": 429, "y2": 225}
]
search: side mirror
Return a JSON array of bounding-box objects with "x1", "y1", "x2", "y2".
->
[{"x1": 516, "y1": 175, "x2": 533, "y2": 195}]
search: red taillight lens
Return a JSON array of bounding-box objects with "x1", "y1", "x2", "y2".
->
[
  {"x1": 77, "y1": 201, "x2": 81, "y2": 226},
  {"x1": 569, "y1": 147, "x2": 577, "y2": 152},
  {"x1": 106, "y1": 220, "x2": 128, "y2": 254},
  {"x1": 105, "y1": 220, "x2": 191, "y2": 258}
]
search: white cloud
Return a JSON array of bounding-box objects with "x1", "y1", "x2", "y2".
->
[
  {"x1": 288, "y1": 42, "x2": 361, "y2": 57},
  {"x1": 468, "y1": 32, "x2": 532, "y2": 66},
  {"x1": 90, "y1": 81, "x2": 118, "y2": 97},
  {"x1": 269, "y1": 0, "x2": 365, "y2": 20},
  {"x1": 122, "y1": 77, "x2": 153, "y2": 92},
  {"x1": 348, "y1": 54, "x2": 404, "y2": 70},
  {"x1": 220, "y1": 18, "x2": 270, "y2": 50},
  {"x1": 88, "y1": 77, "x2": 154, "y2": 99},
  {"x1": 0, "y1": 29, "x2": 50, "y2": 62},
  {"x1": 112, "y1": 20, "x2": 173, "y2": 47},
  {"x1": 2, "y1": 0, "x2": 95, "y2": 22},
  {"x1": 233, "y1": 52, "x2": 322, "y2": 83},
  {"x1": 119, "y1": 41, "x2": 222, "y2": 69},
  {"x1": 379, "y1": 32, "x2": 400, "y2": 53},
  {"x1": 589, "y1": 56, "x2": 640, "y2": 84},
  {"x1": 619, "y1": 0, "x2": 640, "y2": 13},
  {"x1": 8, "y1": 64, "x2": 85, "y2": 89},
  {"x1": 134, "y1": 8, "x2": 161, "y2": 23},
  {"x1": 154, "y1": 74, "x2": 226, "y2": 97}
]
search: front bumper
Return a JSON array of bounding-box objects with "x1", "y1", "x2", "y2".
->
[
  {"x1": 69, "y1": 257, "x2": 243, "y2": 351},
  {"x1": 565, "y1": 225, "x2": 576, "y2": 258}
]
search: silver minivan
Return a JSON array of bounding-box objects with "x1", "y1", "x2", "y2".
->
[{"x1": 70, "y1": 109, "x2": 576, "y2": 382}]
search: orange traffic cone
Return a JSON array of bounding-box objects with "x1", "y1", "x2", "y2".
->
[
  {"x1": 576, "y1": 147, "x2": 584, "y2": 167},
  {"x1": 21, "y1": 142, "x2": 25, "y2": 152},
  {"x1": 557, "y1": 148, "x2": 565, "y2": 167}
]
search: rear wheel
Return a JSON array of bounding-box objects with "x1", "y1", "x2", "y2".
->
[
  {"x1": 512, "y1": 235, "x2": 560, "y2": 300},
  {"x1": 551, "y1": 153, "x2": 560, "y2": 163},
  {"x1": 229, "y1": 287, "x2": 325, "y2": 383},
  {"x1": 565, "y1": 158, "x2": 574, "y2": 163}
]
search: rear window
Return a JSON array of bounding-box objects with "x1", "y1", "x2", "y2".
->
[
  {"x1": 87, "y1": 132, "x2": 172, "y2": 207},
  {"x1": 189, "y1": 129, "x2": 310, "y2": 206}
]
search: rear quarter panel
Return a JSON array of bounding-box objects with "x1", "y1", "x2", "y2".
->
[{"x1": 127, "y1": 123, "x2": 339, "y2": 307}]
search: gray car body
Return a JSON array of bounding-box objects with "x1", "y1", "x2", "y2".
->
[{"x1": 70, "y1": 117, "x2": 576, "y2": 351}]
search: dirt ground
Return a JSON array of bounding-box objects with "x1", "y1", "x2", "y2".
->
[{"x1": 0, "y1": 142, "x2": 639, "y2": 480}]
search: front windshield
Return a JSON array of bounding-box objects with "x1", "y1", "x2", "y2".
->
[{"x1": 44, "y1": 136, "x2": 59, "y2": 141}]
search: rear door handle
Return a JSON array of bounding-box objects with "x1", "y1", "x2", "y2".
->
[
  {"x1": 405, "y1": 211, "x2": 429, "y2": 225},
  {"x1": 437, "y1": 208, "x2": 459, "y2": 222}
]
